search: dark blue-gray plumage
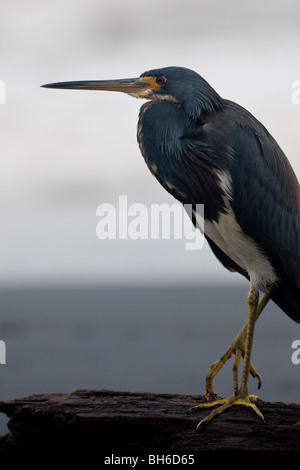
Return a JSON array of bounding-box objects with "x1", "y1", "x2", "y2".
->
[
  {"x1": 42, "y1": 66, "x2": 300, "y2": 427},
  {"x1": 136, "y1": 67, "x2": 300, "y2": 322}
]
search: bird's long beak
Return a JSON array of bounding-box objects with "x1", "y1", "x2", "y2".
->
[{"x1": 41, "y1": 77, "x2": 153, "y2": 98}]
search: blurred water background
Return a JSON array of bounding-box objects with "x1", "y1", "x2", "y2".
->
[{"x1": 0, "y1": 0, "x2": 300, "y2": 434}]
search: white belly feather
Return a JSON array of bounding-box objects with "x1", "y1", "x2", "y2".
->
[{"x1": 194, "y1": 171, "x2": 277, "y2": 291}]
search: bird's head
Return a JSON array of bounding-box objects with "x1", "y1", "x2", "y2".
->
[{"x1": 42, "y1": 66, "x2": 223, "y2": 118}]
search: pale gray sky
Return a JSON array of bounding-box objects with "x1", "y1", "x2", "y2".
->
[{"x1": 1, "y1": 0, "x2": 299, "y2": 287}]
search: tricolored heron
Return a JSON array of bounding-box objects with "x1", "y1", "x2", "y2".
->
[{"x1": 42, "y1": 66, "x2": 300, "y2": 428}]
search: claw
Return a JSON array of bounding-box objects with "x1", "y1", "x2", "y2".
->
[
  {"x1": 189, "y1": 393, "x2": 264, "y2": 430},
  {"x1": 189, "y1": 289, "x2": 272, "y2": 429},
  {"x1": 205, "y1": 326, "x2": 262, "y2": 398}
]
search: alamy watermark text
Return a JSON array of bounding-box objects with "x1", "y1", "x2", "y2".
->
[
  {"x1": 291, "y1": 80, "x2": 300, "y2": 104},
  {"x1": 96, "y1": 196, "x2": 204, "y2": 250},
  {"x1": 0, "y1": 341, "x2": 5, "y2": 364},
  {"x1": 0, "y1": 80, "x2": 6, "y2": 104}
]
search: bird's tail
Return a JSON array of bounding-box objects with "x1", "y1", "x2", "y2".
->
[{"x1": 271, "y1": 278, "x2": 300, "y2": 323}]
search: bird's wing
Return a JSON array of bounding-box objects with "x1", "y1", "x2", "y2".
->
[
  {"x1": 178, "y1": 101, "x2": 300, "y2": 291},
  {"x1": 226, "y1": 103, "x2": 300, "y2": 291}
]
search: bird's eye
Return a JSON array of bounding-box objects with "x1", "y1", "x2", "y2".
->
[{"x1": 156, "y1": 76, "x2": 166, "y2": 86}]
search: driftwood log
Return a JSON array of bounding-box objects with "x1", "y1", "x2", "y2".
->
[{"x1": 0, "y1": 389, "x2": 300, "y2": 454}]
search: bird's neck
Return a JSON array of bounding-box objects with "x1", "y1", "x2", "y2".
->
[
  {"x1": 137, "y1": 101, "x2": 183, "y2": 165},
  {"x1": 137, "y1": 100, "x2": 227, "y2": 221},
  {"x1": 183, "y1": 78, "x2": 224, "y2": 123}
]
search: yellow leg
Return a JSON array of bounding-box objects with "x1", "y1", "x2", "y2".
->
[
  {"x1": 205, "y1": 289, "x2": 272, "y2": 399},
  {"x1": 189, "y1": 287, "x2": 272, "y2": 429}
]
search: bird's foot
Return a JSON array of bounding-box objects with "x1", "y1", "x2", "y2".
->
[
  {"x1": 188, "y1": 392, "x2": 264, "y2": 430},
  {"x1": 205, "y1": 329, "x2": 261, "y2": 399}
]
